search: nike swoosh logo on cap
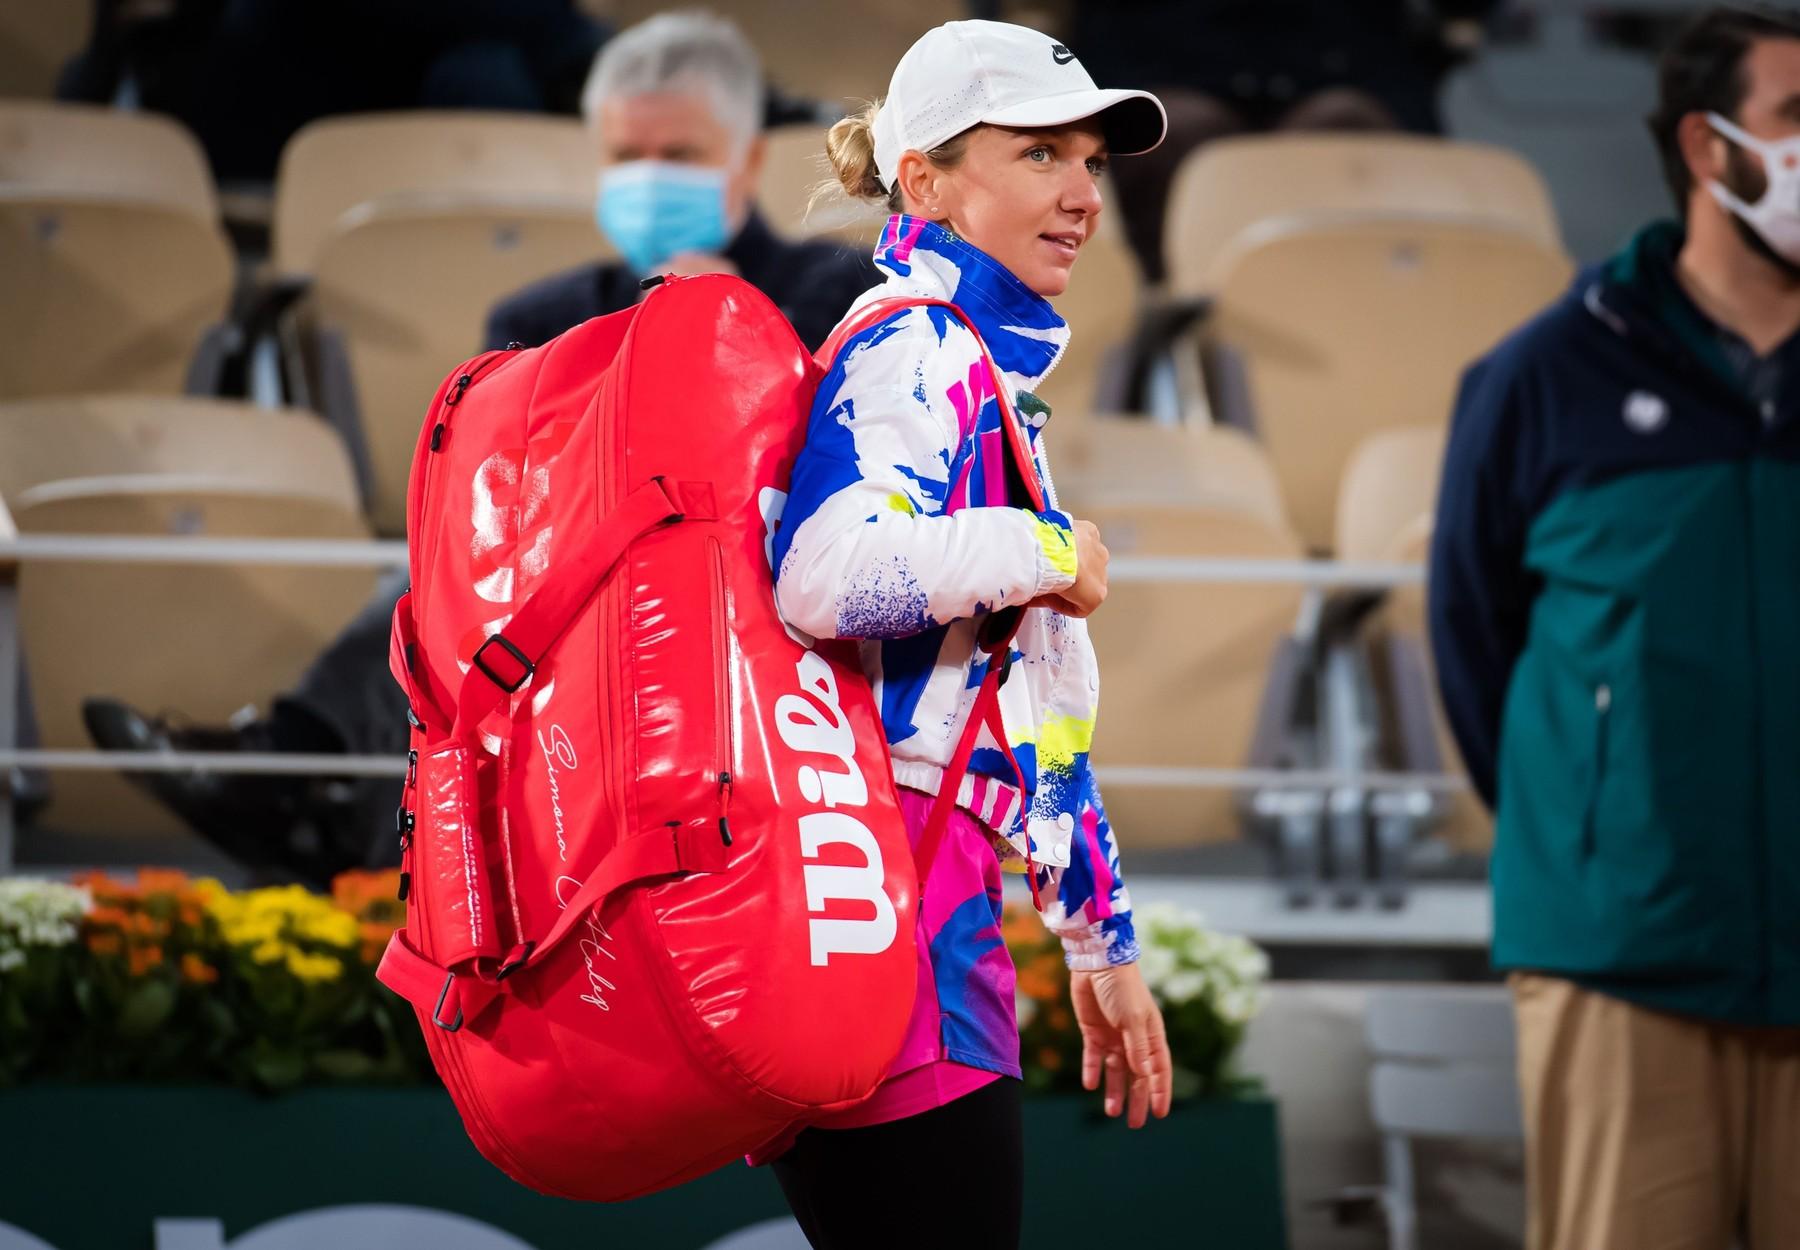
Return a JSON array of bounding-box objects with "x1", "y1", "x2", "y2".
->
[{"x1": 1051, "y1": 43, "x2": 1076, "y2": 64}]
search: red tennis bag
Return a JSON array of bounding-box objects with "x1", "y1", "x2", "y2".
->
[{"x1": 374, "y1": 274, "x2": 924, "y2": 1201}]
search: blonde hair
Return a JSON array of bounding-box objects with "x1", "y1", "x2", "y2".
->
[{"x1": 817, "y1": 100, "x2": 972, "y2": 215}]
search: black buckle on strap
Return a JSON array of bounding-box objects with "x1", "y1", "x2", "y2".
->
[
  {"x1": 432, "y1": 974, "x2": 464, "y2": 1032},
  {"x1": 472, "y1": 632, "x2": 534, "y2": 693},
  {"x1": 495, "y1": 942, "x2": 535, "y2": 981}
]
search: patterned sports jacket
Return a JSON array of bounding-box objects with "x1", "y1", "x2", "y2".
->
[{"x1": 773, "y1": 214, "x2": 1138, "y2": 969}]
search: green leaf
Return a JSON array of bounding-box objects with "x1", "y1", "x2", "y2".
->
[
  {"x1": 312, "y1": 1049, "x2": 375, "y2": 1081},
  {"x1": 248, "y1": 1046, "x2": 308, "y2": 1091},
  {"x1": 116, "y1": 980, "x2": 177, "y2": 1039}
]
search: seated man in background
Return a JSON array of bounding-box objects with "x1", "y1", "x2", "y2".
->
[
  {"x1": 488, "y1": 9, "x2": 877, "y2": 353},
  {"x1": 82, "y1": 9, "x2": 880, "y2": 886},
  {"x1": 1430, "y1": 8, "x2": 1800, "y2": 1248}
]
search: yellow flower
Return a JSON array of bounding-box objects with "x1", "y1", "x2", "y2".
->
[
  {"x1": 296, "y1": 910, "x2": 359, "y2": 949},
  {"x1": 285, "y1": 950, "x2": 344, "y2": 983},
  {"x1": 251, "y1": 941, "x2": 288, "y2": 965},
  {"x1": 221, "y1": 915, "x2": 283, "y2": 947}
]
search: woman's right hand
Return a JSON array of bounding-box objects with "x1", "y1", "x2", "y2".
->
[{"x1": 1031, "y1": 519, "x2": 1108, "y2": 617}]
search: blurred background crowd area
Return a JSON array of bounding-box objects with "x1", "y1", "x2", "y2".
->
[{"x1": 0, "y1": 3, "x2": 1724, "y2": 1245}]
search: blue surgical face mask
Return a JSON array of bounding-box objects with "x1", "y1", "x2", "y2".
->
[{"x1": 595, "y1": 160, "x2": 733, "y2": 277}]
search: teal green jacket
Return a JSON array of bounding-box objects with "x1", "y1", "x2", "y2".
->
[{"x1": 1430, "y1": 223, "x2": 1800, "y2": 1026}]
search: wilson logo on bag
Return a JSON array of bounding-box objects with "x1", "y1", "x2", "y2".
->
[{"x1": 376, "y1": 275, "x2": 924, "y2": 1202}]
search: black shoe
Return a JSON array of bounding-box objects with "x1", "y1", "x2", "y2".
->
[{"x1": 81, "y1": 697, "x2": 349, "y2": 888}]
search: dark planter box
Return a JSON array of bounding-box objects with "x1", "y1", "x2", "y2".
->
[{"x1": 0, "y1": 1086, "x2": 1287, "y2": 1249}]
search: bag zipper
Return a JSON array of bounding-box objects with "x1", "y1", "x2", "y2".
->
[
  {"x1": 397, "y1": 748, "x2": 418, "y2": 900},
  {"x1": 409, "y1": 346, "x2": 519, "y2": 691},
  {"x1": 708, "y1": 536, "x2": 735, "y2": 847},
  {"x1": 429, "y1": 348, "x2": 514, "y2": 453}
]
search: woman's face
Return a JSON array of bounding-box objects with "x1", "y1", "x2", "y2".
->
[{"x1": 904, "y1": 122, "x2": 1108, "y2": 298}]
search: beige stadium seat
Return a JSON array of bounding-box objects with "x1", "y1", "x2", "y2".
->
[
  {"x1": 0, "y1": 396, "x2": 360, "y2": 510},
  {"x1": 758, "y1": 126, "x2": 888, "y2": 247},
  {"x1": 1166, "y1": 133, "x2": 1562, "y2": 295},
  {"x1": 305, "y1": 199, "x2": 607, "y2": 534},
  {"x1": 0, "y1": 102, "x2": 218, "y2": 220},
  {"x1": 1053, "y1": 416, "x2": 1290, "y2": 533},
  {"x1": 1083, "y1": 500, "x2": 1307, "y2": 849},
  {"x1": 1207, "y1": 216, "x2": 1570, "y2": 551},
  {"x1": 0, "y1": 2, "x2": 90, "y2": 99},
  {"x1": 1336, "y1": 425, "x2": 1491, "y2": 852},
  {"x1": 1056, "y1": 420, "x2": 1303, "y2": 846},
  {"x1": 273, "y1": 111, "x2": 593, "y2": 275},
  {"x1": 1336, "y1": 426, "x2": 1446, "y2": 571},
  {"x1": 12, "y1": 480, "x2": 376, "y2": 837},
  {"x1": 598, "y1": 0, "x2": 962, "y2": 103},
  {"x1": 0, "y1": 195, "x2": 234, "y2": 400},
  {"x1": 1040, "y1": 218, "x2": 1142, "y2": 418}
]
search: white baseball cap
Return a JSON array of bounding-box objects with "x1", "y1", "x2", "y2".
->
[{"x1": 872, "y1": 21, "x2": 1166, "y2": 193}]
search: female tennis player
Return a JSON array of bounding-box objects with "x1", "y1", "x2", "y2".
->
[{"x1": 766, "y1": 20, "x2": 1174, "y2": 1248}]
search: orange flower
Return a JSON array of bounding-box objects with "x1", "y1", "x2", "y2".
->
[
  {"x1": 136, "y1": 868, "x2": 191, "y2": 895},
  {"x1": 1038, "y1": 1046, "x2": 1063, "y2": 1072},
  {"x1": 1046, "y1": 1005, "x2": 1073, "y2": 1032},
  {"x1": 177, "y1": 903, "x2": 205, "y2": 928},
  {"x1": 85, "y1": 932, "x2": 123, "y2": 956},
  {"x1": 127, "y1": 944, "x2": 165, "y2": 975},
  {"x1": 333, "y1": 869, "x2": 404, "y2": 918},
  {"x1": 179, "y1": 953, "x2": 219, "y2": 985},
  {"x1": 85, "y1": 905, "x2": 133, "y2": 930},
  {"x1": 1002, "y1": 915, "x2": 1047, "y2": 949},
  {"x1": 359, "y1": 920, "x2": 396, "y2": 964},
  {"x1": 1017, "y1": 959, "x2": 1063, "y2": 1002}
]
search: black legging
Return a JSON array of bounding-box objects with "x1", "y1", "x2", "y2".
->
[{"x1": 771, "y1": 1077, "x2": 1023, "y2": 1249}]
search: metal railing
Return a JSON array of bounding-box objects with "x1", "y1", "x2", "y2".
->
[{"x1": 0, "y1": 534, "x2": 1471, "y2": 924}]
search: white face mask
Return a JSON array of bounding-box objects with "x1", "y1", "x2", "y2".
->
[{"x1": 1705, "y1": 111, "x2": 1800, "y2": 264}]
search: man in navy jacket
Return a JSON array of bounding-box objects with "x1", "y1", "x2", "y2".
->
[{"x1": 1430, "y1": 8, "x2": 1800, "y2": 1247}]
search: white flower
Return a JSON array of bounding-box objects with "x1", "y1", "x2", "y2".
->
[
  {"x1": 1137, "y1": 944, "x2": 1177, "y2": 992},
  {"x1": 1161, "y1": 970, "x2": 1208, "y2": 1005},
  {"x1": 1015, "y1": 989, "x2": 1038, "y2": 1029},
  {"x1": 0, "y1": 948, "x2": 24, "y2": 973},
  {"x1": 1135, "y1": 901, "x2": 1269, "y2": 1026},
  {"x1": 0, "y1": 878, "x2": 91, "y2": 952}
]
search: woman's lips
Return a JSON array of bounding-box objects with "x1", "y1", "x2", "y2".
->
[{"x1": 1040, "y1": 232, "x2": 1082, "y2": 262}]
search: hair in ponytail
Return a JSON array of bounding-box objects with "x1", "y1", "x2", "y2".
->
[
  {"x1": 824, "y1": 101, "x2": 889, "y2": 204},
  {"x1": 813, "y1": 99, "x2": 973, "y2": 217}
]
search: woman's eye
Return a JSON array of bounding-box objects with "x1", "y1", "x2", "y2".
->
[
  {"x1": 1026, "y1": 146, "x2": 1051, "y2": 163},
  {"x1": 1086, "y1": 158, "x2": 1109, "y2": 176}
]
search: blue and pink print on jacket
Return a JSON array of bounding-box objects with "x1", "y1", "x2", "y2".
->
[{"x1": 773, "y1": 214, "x2": 1137, "y2": 973}]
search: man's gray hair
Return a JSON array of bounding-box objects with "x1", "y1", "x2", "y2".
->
[{"x1": 580, "y1": 10, "x2": 764, "y2": 153}]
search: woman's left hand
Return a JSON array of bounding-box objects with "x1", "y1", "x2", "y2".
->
[{"x1": 1069, "y1": 962, "x2": 1173, "y2": 1128}]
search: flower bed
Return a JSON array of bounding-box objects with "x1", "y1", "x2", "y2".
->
[
  {"x1": 0, "y1": 869, "x2": 425, "y2": 1089},
  {"x1": 1, "y1": 870, "x2": 1267, "y2": 1098}
]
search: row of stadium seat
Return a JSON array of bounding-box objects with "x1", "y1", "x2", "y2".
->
[
  {"x1": 1, "y1": 102, "x2": 1568, "y2": 868},
  {"x1": 3, "y1": 103, "x2": 1569, "y2": 552},
  {"x1": 0, "y1": 397, "x2": 1487, "y2": 856}
]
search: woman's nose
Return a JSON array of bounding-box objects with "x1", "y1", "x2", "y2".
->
[{"x1": 1063, "y1": 168, "x2": 1103, "y2": 216}]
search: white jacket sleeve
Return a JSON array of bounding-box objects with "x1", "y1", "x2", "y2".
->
[{"x1": 774, "y1": 316, "x2": 1078, "y2": 641}]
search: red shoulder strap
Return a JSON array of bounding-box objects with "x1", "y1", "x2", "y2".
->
[
  {"x1": 818, "y1": 297, "x2": 1048, "y2": 904},
  {"x1": 816, "y1": 297, "x2": 1045, "y2": 512}
]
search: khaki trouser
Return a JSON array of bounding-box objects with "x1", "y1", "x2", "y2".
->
[{"x1": 1511, "y1": 973, "x2": 1800, "y2": 1250}]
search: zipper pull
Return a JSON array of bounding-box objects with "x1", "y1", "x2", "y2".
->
[
  {"x1": 430, "y1": 373, "x2": 474, "y2": 451},
  {"x1": 718, "y1": 771, "x2": 734, "y2": 847}
]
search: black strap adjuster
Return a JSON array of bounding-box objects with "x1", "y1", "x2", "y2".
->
[
  {"x1": 472, "y1": 632, "x2": 534, "y2": 693},
  {"x1": 432, "y1": 974, "x2": 464, "y2": 1032}
]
